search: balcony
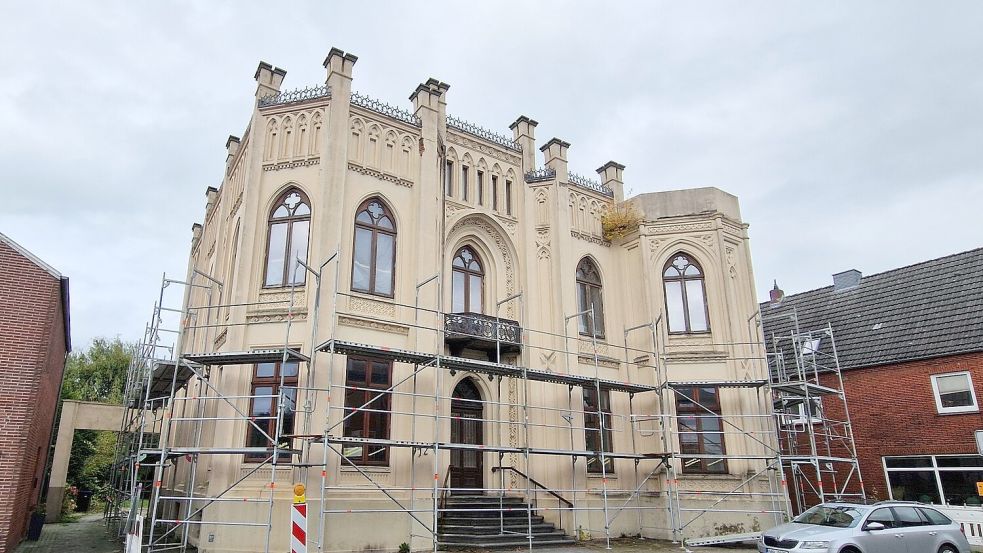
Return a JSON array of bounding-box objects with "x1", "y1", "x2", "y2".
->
[{"x1": 444, "y1": 312, "x2": 522, "y2": 360}]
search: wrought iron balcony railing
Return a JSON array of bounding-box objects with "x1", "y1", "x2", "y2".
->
[{"x1": 444, "y1": 312, "x2": 521, "y2": 358}]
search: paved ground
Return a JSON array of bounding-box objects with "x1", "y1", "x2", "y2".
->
[
  {"x1": 15, "y1": 513, "x2": 121, "y2": 553},
  {"x1": 13, "y1": 518, "x2": 754, "y2": 553}
]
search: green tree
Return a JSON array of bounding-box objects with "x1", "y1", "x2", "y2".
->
[
  {"x1": 61, "y1": 337, "x2": 134, "y2": 405},
  {"x1": 59, "y1": 337, "x2": 134, "y2": 509}
]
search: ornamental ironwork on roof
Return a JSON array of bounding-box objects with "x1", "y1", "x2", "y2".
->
[
  {"x1": 569, "y1": 171, "x2": 614, "y2": 198},
  {"x1": 524, "y1": 167, "x2": 556, "y2": 183},
  {"x1": 350, "y1": 91, "x2": 422, "y2": 127},
  {"x1": 257, "y1": 85, "x2": 331, "y2": 108},
  {"x1": 446, "y1": 115, "x2": 522, "y2": 152}
]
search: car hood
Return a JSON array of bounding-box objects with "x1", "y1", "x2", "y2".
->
[{"x1": 764, "y1": 522, "x2": 854, "y2": 541}]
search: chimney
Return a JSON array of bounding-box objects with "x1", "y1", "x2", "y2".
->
[
  {"x1": 769, "y1": 280, "x2": 785, "y2": 305},
  {"x1": 540, "y1": 138, "x2": 570, "y2": 183},
  {"x1": 510, "y1": 116, "x2": 538, "y2": 170},
  {"x1": 596, "y1": 161, "x2": 625, "y2": 202},
  {"x1": 832, "y1": 269, "x2": 862, "y2": 291}
]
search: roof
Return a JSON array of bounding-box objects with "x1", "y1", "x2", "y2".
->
[
  {"x1": 0, "y1": 231, "x2": 72, "y2": 352},
  {"x1": 760, "y1": 247, "x2": 983, "y2": 371}
]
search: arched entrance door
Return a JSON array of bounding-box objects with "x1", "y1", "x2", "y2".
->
[{"x1": 450, "y1": 378, "x2": 483, "y2": 491}]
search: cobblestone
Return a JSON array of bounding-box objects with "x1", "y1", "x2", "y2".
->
[{"x1": 15, "y1": 513, "x2": 120, "y2": 553}]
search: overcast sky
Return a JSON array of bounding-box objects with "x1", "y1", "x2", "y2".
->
[{"x1": 2, "y1": 1, "x2": 981, "y2": 349}]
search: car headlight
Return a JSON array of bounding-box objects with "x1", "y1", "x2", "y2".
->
[{"x1": 799, "y1": 542, "x2": 830, "y2": 550}]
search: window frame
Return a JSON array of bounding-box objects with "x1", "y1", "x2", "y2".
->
[
  {"x1": 461, "y1": 164, "x2": 469, "y2": 202},
  {"x1": 576, "y1": 257, "x2": 606, "y2": 339},
  {"x1": 663, "y1": 253, "x2": 711, "y2": 334},
  {"x1": 341, "y1": 356, "x2": 393, "y2": 466},
  {"x1": 263, "y1": 188, "x2": 311, "y2": 288},
  {"x1": 505, "y1": 179, "x2": 513, "y2": 216},
  {"x1": 451, "y1": 246, "x2": 484, "y2": 314},
  {"x1": 930, "y1": 371, "x2": 979, "y2": 414},
  {"x1": 675, "y1": 386, "x2": 727, "y2": 474},
  {"x1": 244, "y1": 359, "x2": 300, "y2": 462},
  {"x1": 476, "y1": 170, "x2": 484, "y2": 206},
  {"x1": 883, "y1": 454, "x2": 983, "y2": 506},
  {"x1": 445, "y1": 160, "x2": 454, "y2": 197},
  {"x1": 583, "y1": 387, "x2": 614, "y2": 474},
  {"x1": 491, "y1": 175, "x2": 499, "y2": 211},
  {"x1": 351, "y1": 198, "x2": 397, "y2": 298}
]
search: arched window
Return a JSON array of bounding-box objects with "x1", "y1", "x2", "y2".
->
[
  {"x1": 452, "y1": 246, "x2": 483, "y2": 313},
  {"x1": 576, "y1": 257, "x2": 605, "y2": 338},
  {"x1": 664, "y1": 253, "x2": 709, "y2": 333},
  {"x1": 352, "y1": 198, "x2": 397, "y2": 297},
  {"x1": 264, "y1": 189, "x2": 310, "y2": 287}
]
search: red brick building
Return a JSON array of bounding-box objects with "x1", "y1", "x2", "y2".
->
[
  {"x1": 0, "y1": 232, "x2": 71, "y2": 550},
  {"x1": 762, "y1": 248, "x2": 983, "y2": 509}
]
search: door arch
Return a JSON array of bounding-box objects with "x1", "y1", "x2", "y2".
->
[{"x1": 450, "y1": 378, "x2": 484, "y2": 490}]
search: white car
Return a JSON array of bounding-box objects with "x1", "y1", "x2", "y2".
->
[{"x1": 758, "y1": 501, "x2": 971, "y2": 553}]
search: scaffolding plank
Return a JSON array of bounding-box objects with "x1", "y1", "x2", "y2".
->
[
  {"x1": 686, "y1": 532, "x2": 760, "y2": 547},
  {"x1": 667, "y1": 379, "x2": 767, "y2": 389},
  {"x1": 147, "y1": 360, "x2": 198, "y2": 400},
  {"x1": 771, "y1": 381, "x2": 841, "y2": 396},
  {"x1": 319, "y1": 339, "x2": 658, "y2": 394},
  {"x1": 183, "y1": 348, "x2": 309, "y2": 365},
  {"x1": 321, "y1": 435, "x2": 668, "y2": 461}
]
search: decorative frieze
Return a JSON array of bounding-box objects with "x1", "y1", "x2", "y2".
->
[
  {"x1": 348, "y1": 295, "x2": 397, "y2": 319},
  {"x1": 347, "y1": 161, "x2": 413, "y2": 188},
  {"x1": 446, "y1": 132, "x2": 522, "y2": 167},
  {"x1": 262, "y1": 158, "x2": 320, "y2": 172},
  {"x1": 570, "y1": 230, "x2": 611, "y2": 247},
  {"x1": 338, "y1": 315, "x2": 408, "y2": 335},
  {"x1": 645, "y1": 221, "x2": 715, "y2": 235}
]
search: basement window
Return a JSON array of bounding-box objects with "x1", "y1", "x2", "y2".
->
[{"x1": 931, "y1": 372, "x2": 978, "y2": 414}]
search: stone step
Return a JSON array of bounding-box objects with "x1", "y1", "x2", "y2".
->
[
  {"x1": 439, "y1": 515, "x2": 545, "y2": 526},
  {"x1": 438, "y1": 536, "x2": 576, "y2": 549},
  {"x1": 438, "y1": 523, "x2": 557, "y2": 535}
]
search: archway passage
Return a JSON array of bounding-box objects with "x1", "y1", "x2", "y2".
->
[{"x1": 450, "y1": 378, "x2": 483, "y2": 491}]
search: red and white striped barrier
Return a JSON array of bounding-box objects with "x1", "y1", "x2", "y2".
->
[{"x1": 291, "y1": 502, "x2": 308, "y2": 553}]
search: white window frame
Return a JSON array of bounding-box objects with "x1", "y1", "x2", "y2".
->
[
  {"x1": 930, "y1": 371, "x2": 978, "y2": 414},
  {"x1": 883, "y1": 454, "x2": 983, "y2": 506}
]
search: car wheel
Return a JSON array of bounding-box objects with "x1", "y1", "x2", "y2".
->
[
  {"x1": 839, "y1": 547, "x2": 860, "y2": 553},
  {"x1": 938, "y1": 546, "x2": 958, "y2": 553}
]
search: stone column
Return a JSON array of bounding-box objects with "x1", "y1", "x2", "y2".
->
[
  {"x1": 596, "y1": 161, "x2": 625, "y2": 203},
  {"x1": 540, "y1": 138, "x2": 570, "y2": 184}
]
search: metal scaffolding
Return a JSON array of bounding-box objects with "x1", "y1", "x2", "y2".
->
[
  {"x1": 762, "y1": 311, "x2": 867, "y2": 514},
  {"x1": 106, "y1": 255, "x2": 795, "y2": 552}
]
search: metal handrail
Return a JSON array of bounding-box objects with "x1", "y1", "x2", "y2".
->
[
  {"x1": 491, "y1": 466, "x2": 573, "y2": 508},
  {"x1": 438, "y1": 469, "x2": 452, "y2": 511}
]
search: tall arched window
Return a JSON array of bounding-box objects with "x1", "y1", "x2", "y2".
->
[
  {"x1": 452, "y1": 247, "x2": 483, "y2": 313},
  {"x1": 264, "y1": 189, "x2": 310, "y2": 287},
  {"x1": 664, "y1": 253, "x2": 709, "y2": 333},
  {"x1": 576, "y1": 257, "x2": 606, "y2": 338},
  {"x1": 352, "y1": 198, "x2": 397, "y2": 297}
]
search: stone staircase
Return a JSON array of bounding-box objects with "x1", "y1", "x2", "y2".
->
[{"x1": 437, "y1": 494, "x2": 575, "y2": 549}]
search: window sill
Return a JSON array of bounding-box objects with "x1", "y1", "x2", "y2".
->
[
  {"x1": 340, "y1": 465, "x2": 391, "y2": 473},
  {"x1": 936, "y1": 408, "x2": 980, "y2": 416},
  {"x1": 587, "y1": 472, "x2": 617, "y2": 479}
]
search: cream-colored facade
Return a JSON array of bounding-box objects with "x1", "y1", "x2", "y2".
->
[{"x1": 155, "y1": 49, "x2": 780, "y2": 553}]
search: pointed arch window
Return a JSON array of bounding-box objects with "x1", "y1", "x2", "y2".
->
[
  {"x1": 264, "y1": 189, "x2": 310, "y2": 287},
  {"x1": 576, "y1": 257, "x2": 605, "y2": 338},
  {"x1": 452, "y1": 247, "x2": 484, "y2": 313},
  {"x1": 664, "y1": 253, "x2": 710, "y2": 333},
  {"x1": 352, "y1": 198, "x2": 397, "y2": 297}
]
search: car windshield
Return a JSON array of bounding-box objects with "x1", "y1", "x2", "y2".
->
[{"x1": 793, "y1": 505, "x2": 867, "y2": 528}]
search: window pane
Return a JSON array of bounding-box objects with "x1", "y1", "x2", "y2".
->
[
  {"x1": 469, "y1": 274, "x2": 482, "y2": 313},
  {"x1": 577, "y1": 283, "x2": 590, "y2": 334},
  {"x1": 452, "y1": 271, "x2": 466, "y2": 313},
  {"x1": 265, "y1": 223, "x2": 288, "y2": 286},
  {"x1": 461, "y1": 166, "x2": 469, "y2": 200},
  {"x1": 920, "y1": 508, "x2": 952, "y2": 525},
  {"x1": 282, "y1": 361, "x2": 299, "y2": 378},
  {"x1": 352, "y1": 227, "x2": 372, "y2": 291},
  {"x1": 252, "y1": 387, "x2": 274, "y2": 416},
  {"x1": 940, "y1": 470, "x2": 983, "y2": 506},
  {"x1": 936, "y1": 456, "x2": 983, "y2": 468},
  {"x1": 590, "y1": 286, "x2": 605, "y2": 336},
  {"x1": 347, "y1": 359, "x2": 367, "y2": 385},
  {"x1": 885, "y1": 456, "x2": 933, "y2": 468},
  {"x1": 665, "y1": 281, "x2": 686, "y2": 332},
  {"x1": 888, "y1": 470, "x2": 941, "y2": 504},
  {"x1": 374, "y1": 233, "x2": 394, "y2": 295},
  {"x1": 370, "y1": 361, "x2": 390, "y2": 386},
  {"x1": 445, "y1": 162, "x2": 453, "y2": 196},
  {"x1": 893, "y1": 506, "x2": 924, "y2": 527},
  {"x1": 700, "y1": 387, "x2": 719, "y2": 407},
  {"x1": 685, "y1": 280, "x2": 708, "y2": 331},
  {"x1": 288, "y1": 221, "x2": 309, "y2": 284},
  {"x1": 867, "y1": 508, "x2": 896, "y2": 527},
  {"x1": 492, "y1": 177, "x2": 498, "y2": 210},
  {"x1": 936, "y1": 374, "x2": 971, "y2": 394},
  {"x1": 255, "y1": 362, "x2": 276, "y2": 378},
  {"x1": 505, "y1": 181, "x2": 512, "y2": 215},
  {"x1": 477, "y1": 172, "x2": 484, "y2": 205}
]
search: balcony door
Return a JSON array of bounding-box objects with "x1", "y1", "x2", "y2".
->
[
  {"x1": 452, "y1": 247, "x2": 484, "y2": 314},
  {"x1": 450, "y1": 378, "x2": 484, "y2": 491}
]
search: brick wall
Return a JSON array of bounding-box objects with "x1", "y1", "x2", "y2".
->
[
  {"x1": 0, "y1": 240, "x2": 67, "y2": 551},
  {"x1": 784, "y1": 352, "x2": 983, "y2": 511}
]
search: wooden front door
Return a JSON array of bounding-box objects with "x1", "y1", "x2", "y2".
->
[{"x1": 450, "y1": 378, "x2": 483, "y2": 491}]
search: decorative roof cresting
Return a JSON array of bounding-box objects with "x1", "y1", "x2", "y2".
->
[
  {"x1": 446, "y1": 115, "x2": 522, "y2": 152},
  {"x1": 258, "y1": 84, "x2": 331, "y2": 108},
  {"x1": 569, "y1": 171, "x2": 614, "y2": 198},
  {"x1": 351, "y1": 91, "x2": 422, "y2": 127}
]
